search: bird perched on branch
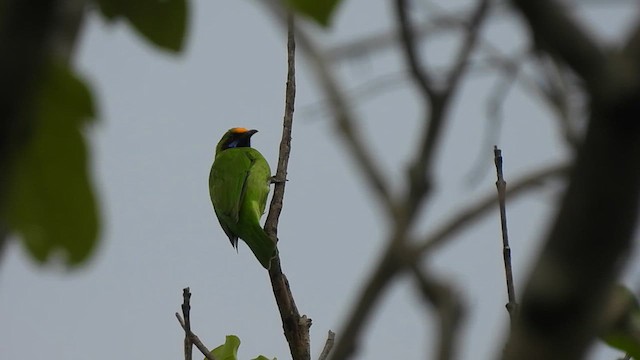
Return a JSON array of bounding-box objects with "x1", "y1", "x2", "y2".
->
[{"x1": 209, "y1": 127, "x2": 277, "y2": 269}]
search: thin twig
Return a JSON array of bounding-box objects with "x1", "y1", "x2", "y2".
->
[
  {"x1": 318, "y1": 330, "x2": 336, "y2": 360},
  {"x1": 175, "y1": 313, "x2": 217, "y2": 360},
  {"x1": 182, "y1": 287, "x2": 193, "y2": 360},
  {"x1": 493, "y1": 147, "x2": 518, "y2": 324},
  {"x1": 262, "y1": 14, "x2": 311, "y2": 360}
]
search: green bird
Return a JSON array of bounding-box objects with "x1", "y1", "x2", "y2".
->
[{"x1": 209, "y1": 127, "x2": 277, "y2": 269}]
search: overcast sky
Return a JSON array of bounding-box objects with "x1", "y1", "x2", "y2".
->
[{"x1": 1, "y1": 1, "x2": 639, "y2": 359}]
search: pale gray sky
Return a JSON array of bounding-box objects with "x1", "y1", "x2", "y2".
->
[{"x1": 1, "y1": 1, "x2": 638, "y2": 359}]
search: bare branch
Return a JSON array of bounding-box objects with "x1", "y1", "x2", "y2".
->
[
  {"x1": 264, "y1": 13, "x2": 296, "y2": 238},
  {"x1": 318, "y1": 330, "x2": 336, "y2": 360},
  {"x1": 261, "y1": 0, "x2": 397, "y2": 217},
  {"x1": 175, "y1": 313, "x2": 217, "y2": 360},
  {"x1": 262, "y1": 14, "x2": 312, "y2": 360},
  {"x1": 268, "y1": 257, "x2": 312, "y2": 360},
  {"x1": 493, "y1": 147, "x2": 519, "y2": 324},
  {"x1": 182, "y1": 288, "x2": 193, "y2": 360}
]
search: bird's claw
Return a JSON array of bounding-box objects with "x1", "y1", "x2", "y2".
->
[{"x1": 270, "y1": 176, "x2": 288, "y2": 184}]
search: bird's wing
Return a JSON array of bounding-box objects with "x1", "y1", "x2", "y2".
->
[{"x1": 209, "y1": 149, "x2": 254, "y2": 246}]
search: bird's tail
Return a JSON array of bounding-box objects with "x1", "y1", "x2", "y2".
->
[{"x1": 241, "y1": 224, "x2": 277, "y2": 270}]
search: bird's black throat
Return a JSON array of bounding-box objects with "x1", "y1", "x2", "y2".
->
[{"x1": 223, "y1": 136, "x2": 251, "y2": 150}]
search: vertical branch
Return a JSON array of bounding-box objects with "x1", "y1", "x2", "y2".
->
[
  {"x1": 493, "y1": 147, "x2": 518, "y2": 324},
  {"x1": 175, "y1": 290, "x2": 217, "y2": 360},
  {"x1": 263, "y1": 14, "x2": 312, "y2": 360},
  {"x1": 182, "y1": 287, "x2": 193, "y2": 360},
  {"x1": 264, "y1": 11, "x2": 296, "y2": 236}
]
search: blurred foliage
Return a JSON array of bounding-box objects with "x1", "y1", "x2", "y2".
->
[
  {"x1": 285, "y1": 0, "x2": 342, "y2": 26},
  {"x1": 96, "y1": 0, "x2": 189, "y2": 52},
  {"x1": 7, "y1": 62, "x2": 98, "y2": 266},
  {"x1": 4, "y1": 0, "x2": 191, "y2": 267},
  {"x1": 1, "y1": 0, "x2": 348, "y2": 269}
]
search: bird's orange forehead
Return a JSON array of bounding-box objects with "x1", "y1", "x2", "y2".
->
[{"x1": 230, "y1": 127, "x2": 249, "y2": 134}]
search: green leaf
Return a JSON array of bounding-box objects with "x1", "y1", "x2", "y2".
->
[
  {"x1": 97, "y1": 0, "x2": 188, "y2": 52},
  {"x1": 210, "y1": 335, "x2": 241, "y2": 360},
  {"x1": 7, "y1": 62, "x2": 99, "y2": 266},
  {"x1": 251, "y1": 356, "x2": 276, "y2": 360},
  {"x1": 285, "y1": 0, "x2": 342, "y2": 26}
]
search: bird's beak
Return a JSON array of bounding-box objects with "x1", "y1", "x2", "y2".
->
[{"x1": 245, "y1": 129, "x2": 258, "y2": 138}]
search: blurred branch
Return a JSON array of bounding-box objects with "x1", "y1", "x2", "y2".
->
[
  {"x1": 536, "y1": 56, "x2": 583, "y2": 149},
  {"x1": 329, "y1": 246, "x2": 403, "y2": 360},
  {"x1": 396, "y1": 0, "x2": 492, "y2": 224},
  {"x1": 261, "y1": 0, "x2": 396, "y2": 218},
  {"x1": 327, "y1": 1, "x2": 506, "y2": 63},
  {"x1": 623, "y1": 19, "x2": 640, "y2": 65},
  {"x1": 326, "y1": 2, "x2": 494, "y2": 358},
  {"x1": 509, "y1": 0, "x2": 606, "y2": 91},
  {"x1": 505, "y1": 1, "x2": 640, "y2": 358},
  {"x1": 493, "y1": 147, "x2": 519, "y2": 325},
  {"x1": 263, "y1": 14, "x2": 312, "y2": 360},
  {"x1": 326, "y1": 16, "x2": 459, "y2": 62},
  {"x1": 411, "y1": 263, "x2": 464, "y2": 360},
  {"x1": 443, "y1": 0, "x2": 491, "y2": 93},
  {"x1": 299, "y1": 71, "x2": 410, "y2": 121},
  {"x1": 395, "y1": 0, "x2": 435, "y2": 98},
  {"x1": 417, "y1": 162, "x2": 568, "y2": 255}
]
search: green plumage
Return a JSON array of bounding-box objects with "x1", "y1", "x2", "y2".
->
[{"x1": 209, "y1": 128, "x2": 277, "y2": 269}]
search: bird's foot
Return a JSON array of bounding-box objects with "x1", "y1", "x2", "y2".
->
[{"x1": 270, "y1": 176, "x2": 288, "y2": 184}]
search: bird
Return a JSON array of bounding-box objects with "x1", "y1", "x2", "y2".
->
[{"x1": 209, "y1": 127, "x2": 277, "y2": 269}]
